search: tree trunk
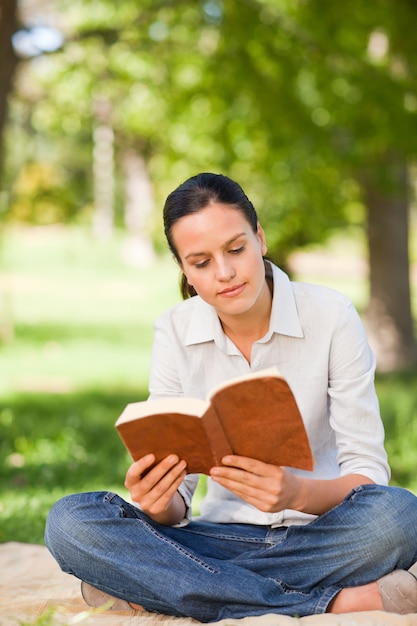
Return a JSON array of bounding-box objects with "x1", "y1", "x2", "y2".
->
[
  {"x1": 0, "y1": 0, "x2": 19, "y2": 342},
  {"x1": 362, "y1": 156, "x2": 417, "y2": 372},
  {"x1": 92, "y1": 96, "x2": 114, "y2": 239},
  {"x1": 121, "y1": 150, "x2": 155, "y2": 267},
  {"x1": 0, "y1": 0, "x2": 19, "y2": 184}
]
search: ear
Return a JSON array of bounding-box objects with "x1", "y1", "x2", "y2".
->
[{"x1": 257, "y1": 222, "x2": 268, "y2": 256}]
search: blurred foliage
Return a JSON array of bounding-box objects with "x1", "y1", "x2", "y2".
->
[{"x1": 2, "y1": 0, "x2": 417, "y2": 262}]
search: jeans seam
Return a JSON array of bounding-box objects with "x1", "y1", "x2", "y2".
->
[
  {"x1": 183, "y1": 530, "x2": 265, "y2": 544},
  {"x1": 314, "y1": 585, "x2": 341, "y2": 614}
]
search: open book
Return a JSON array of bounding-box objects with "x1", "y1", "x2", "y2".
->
[{"x1": 116, "y1": 367, "x2": 313, "y2": 475}]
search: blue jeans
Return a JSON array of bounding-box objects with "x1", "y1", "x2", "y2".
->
[{"x1": 45, "y1": 484, "x2": 417, "y2": 622}]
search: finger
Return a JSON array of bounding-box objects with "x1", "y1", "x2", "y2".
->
[
  {"x1": 211, "y1": 471, "x2": 260, "y2": 495},
  {"x1": 125, "y1": 454, "x2": 156, "y2": 486},
  {"x1": 128, "y1": 456, "x2": 186, "y2": 499},
  {"x1": 142, "y1": 454, "x2": 183, "y2": 488},
  {"x1": 210, "y1": 473, "x2": 280, "y2": 512},
  {"x1": 146, "y1": 463, "x2": 187, "y2": 508},
  {"x1": 220, "y1": 455, "x2": 272, "y2": 476},
  {"x1": 210, "y1": 463, "x2": 265, "y2": 487},
  {"x1": 138, "y1": 461, "x2": 187, "y2": 512},
  {"x1": 125, "y1": 454, "x2": 180, "y2": 490},
  {"x1": 148, "y1": 458, "x2": 187, "y2": 496}
]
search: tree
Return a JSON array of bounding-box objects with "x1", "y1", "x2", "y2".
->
[
  {"x1": 290, "y1": 0, "x2": 417, "y2": 370},
  {"x1": 0, "y1": 0, "x2": 19, "y2": 184},
  {"x1": 1, "y1": 0, "x2": 416, "y2": 370},
  {"x1": 361, "y1": 155, "x2": 415, "y2": 370}
]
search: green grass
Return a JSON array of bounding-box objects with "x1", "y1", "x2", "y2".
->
[
  {"x1": 375, "y1": 370, "x2": 417, "y2": 490},
  {"x1": 1, "y1": 389, "x2": 139, "y2": 542},
  {"x1": 0, "y1": 225, "x2": 202, "y2": 544},
  {"x1": 0, "y1": 225, "x2": 416, "y2": 545},
  {"x1": 0, "y1": 226, "x2": 180, "y2": 393}
]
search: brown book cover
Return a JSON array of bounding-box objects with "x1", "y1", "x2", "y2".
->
[{"x1": 115, "y1": 368, "x2": 314, "y2": 475}]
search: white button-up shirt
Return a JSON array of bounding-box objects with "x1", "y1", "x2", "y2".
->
[{"x1": 148, "y1": 263, "x2": 390, "y2": 527}]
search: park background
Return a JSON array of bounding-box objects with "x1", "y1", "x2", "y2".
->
[{"x1": 0, "y1": 0, "x2": 416, "y2": 544}]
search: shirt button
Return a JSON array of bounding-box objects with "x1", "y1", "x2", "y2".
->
[{"x1": 253, "y1": 360, "x2": 260, "y2": 367}]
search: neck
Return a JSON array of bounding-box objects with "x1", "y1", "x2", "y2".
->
[{"x1": 219, "y1": 280, "x2": 272, "y2": 361}]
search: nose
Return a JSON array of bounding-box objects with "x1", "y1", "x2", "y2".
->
[{"x1": 215, "y1": 257, "x2": 236, "y2": 282}]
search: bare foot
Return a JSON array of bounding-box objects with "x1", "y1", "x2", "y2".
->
[{"x1": 328, "y1": 582, "x2": 383, "y2": 613}]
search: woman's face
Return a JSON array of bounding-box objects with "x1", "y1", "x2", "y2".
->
[{"x1": 171, "y1": 202, "x2": 268, "y2": 320}]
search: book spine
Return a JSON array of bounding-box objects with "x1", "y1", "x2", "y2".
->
[{"x1": 202, "y1": 405, "x2": 233, "y2": 465}]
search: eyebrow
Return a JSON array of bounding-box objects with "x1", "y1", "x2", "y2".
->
[{"x1": 184, "y1": 232, "x2": 248, "y2": 260}]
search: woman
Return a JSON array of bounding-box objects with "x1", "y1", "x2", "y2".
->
[{"x1": 45, "y1": 172, "x2": 417, "y2": 620}]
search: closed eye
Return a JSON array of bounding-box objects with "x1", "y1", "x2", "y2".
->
[
  {"x1": 195, "y1": 259, "x2": 210, "y2": 269},
  {"x1": 193, "y1": 245, "x2": 244, "y2": 268},
  {"x1": 230, "y1": 245, "x2": 245, "y2": 254}
]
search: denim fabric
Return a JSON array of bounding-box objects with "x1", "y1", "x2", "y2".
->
[{"x1": 45, "y1": 484, "x2": 417, "y2": 622}]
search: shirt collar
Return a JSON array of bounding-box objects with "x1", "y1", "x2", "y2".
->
[
  {"x1": 269, "y1": 263, "x2": 304, "y2": 338},
  {"x1": 184, "y1": 297, "x2": 225, "y2": 347},
  {"x1": 184, "y1": 262, "x2": 304, "y2": 347}
]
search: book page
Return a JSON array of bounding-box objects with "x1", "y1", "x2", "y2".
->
[
  {"x1": 116, "y1": 397, "x2": 208, "y2": 426},
  {"x1": 207, "y1": 367, "x2": 283, "y2": 401}
]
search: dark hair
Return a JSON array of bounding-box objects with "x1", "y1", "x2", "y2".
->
[{"x1": 163, "y1": 173, "x2": 259, "y2": 299}]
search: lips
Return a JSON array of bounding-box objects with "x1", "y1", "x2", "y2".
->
[{"x1": 218, "y1": 283, "x2": 246, "y2": 297}]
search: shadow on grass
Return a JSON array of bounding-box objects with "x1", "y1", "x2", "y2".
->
[{"x1": 0, "y1": 388, "x2": 147, "y2": 544}]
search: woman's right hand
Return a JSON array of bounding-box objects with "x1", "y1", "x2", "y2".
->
[{"x1": 125, "y1": 454, "x2": 187, "y2": 525}]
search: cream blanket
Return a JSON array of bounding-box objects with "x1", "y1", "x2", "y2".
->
[{"x1": 1, "y1": 542, "x2": 416, "y2": 626}]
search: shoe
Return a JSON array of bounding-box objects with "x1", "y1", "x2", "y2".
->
[
  {"x1": 377, "y1": 562, "x2": 417, "y2": 614},
  {"x1": 81, "y1": 581, "x2": 134, "y2": 611}
]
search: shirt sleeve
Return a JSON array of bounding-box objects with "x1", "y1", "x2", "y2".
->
[
  {"x1": 148, "y1": 313, "x2": 185, "y2": 399},
  {"x1": 147, "y1": 311, "x2": 200, "y2": 521},
  {"x1": 175, "y1": 474, "x2": 200, "y2": 526},
  {"x1": 327, "y1": 299, "x2": 390, "y2": 485}
]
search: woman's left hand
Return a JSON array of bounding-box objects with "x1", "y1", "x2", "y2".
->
[{"x1": 209, "y1": 455, "x2": 303, "y2": 513}]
